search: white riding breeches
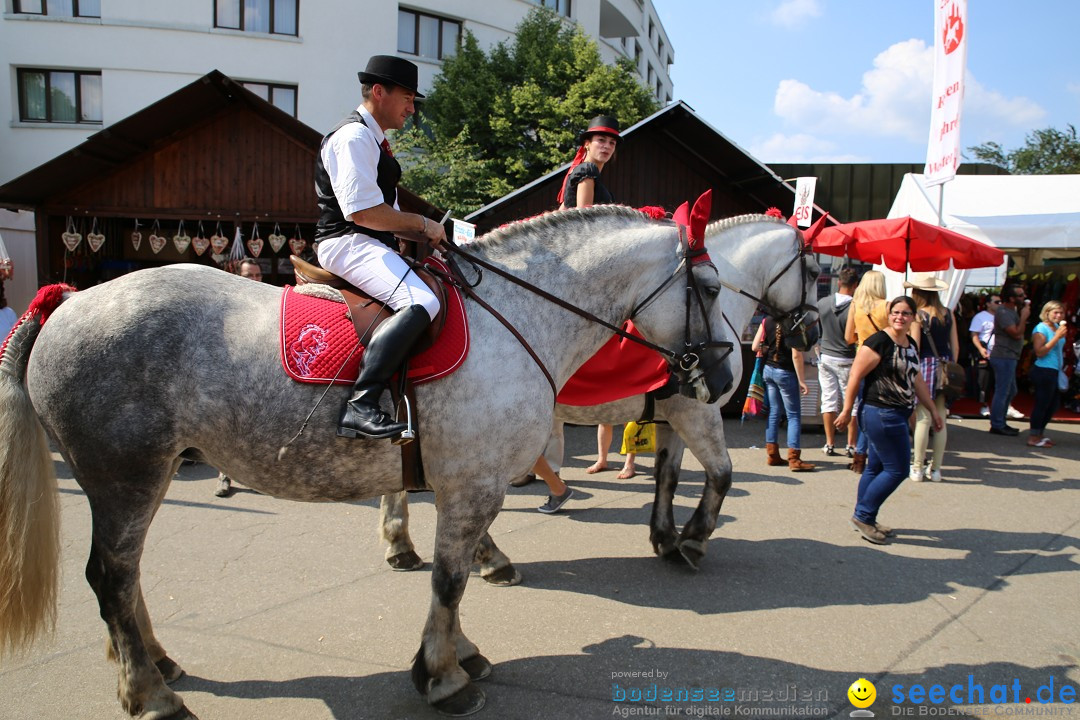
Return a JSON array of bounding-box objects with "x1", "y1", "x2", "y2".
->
[{"x1": 317, "y1": 232, "x2": 441, "y2": 322}]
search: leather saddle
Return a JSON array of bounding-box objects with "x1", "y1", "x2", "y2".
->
[{"x1": 289, "y1": 255, "x2": 448, "y2": 352}]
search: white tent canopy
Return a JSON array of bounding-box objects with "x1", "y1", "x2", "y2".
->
[{"x1": 880, "y1": 173, "x2": 1080, "y2": 307}]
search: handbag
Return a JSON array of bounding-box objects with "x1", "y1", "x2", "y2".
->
[{"x1": 919, "y1": 311, "x2": 965, "y2": 402}]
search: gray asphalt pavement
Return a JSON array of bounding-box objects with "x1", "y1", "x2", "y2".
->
[{"x1": 1, "y1": 417, "x2": 1077, "y2": 720}]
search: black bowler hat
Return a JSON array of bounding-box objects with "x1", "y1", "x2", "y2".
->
[
  {"x1": 577, "y1": 115, "x2": 621, "y2": 144},
  {"x1": 358, "y1": 55, "x2": 425, "y2": 98}
]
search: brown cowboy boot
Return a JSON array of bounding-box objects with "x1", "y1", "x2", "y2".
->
[
  {"x1": 765, "y1": 442, "x2": 784, "y2": 466},
  {"x1": 849, "y1": 452, "x2": 867, "y2": 474},
  {"x1": 787, "y1": 448, "x2": 815, "y2": 472}
]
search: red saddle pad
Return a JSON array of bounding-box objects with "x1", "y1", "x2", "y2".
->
[{"x1": 280, "y1": 258, "x2": 468, "y2": 385}]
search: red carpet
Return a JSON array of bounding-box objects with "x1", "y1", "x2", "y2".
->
[{"x1": 950, "y1": 393, "x2": 1080, "y2": 423}]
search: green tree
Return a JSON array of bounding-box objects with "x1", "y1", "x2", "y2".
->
[
  {"x1": 395, "y1": 8, "x2": 659, "y2": 215},
  {"x1": 967, "y1": 124, "x2": 1080, "y2": 174}
]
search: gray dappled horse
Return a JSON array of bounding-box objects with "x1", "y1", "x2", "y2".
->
[
  {"x1": 0, "y1": 206, "x2": 735, "y2": 718},
  {"x1": 380, "y1": 214, "x2": 821, "y2": 579}
]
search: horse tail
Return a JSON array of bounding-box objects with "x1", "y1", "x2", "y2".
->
[{"x1": 0, "y1": 284, "x2": 73, "y2": 656}]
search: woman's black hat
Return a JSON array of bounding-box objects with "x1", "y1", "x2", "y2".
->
[
  {"x1": 577, "y1": 115, "x2": 621, "y2": 144},
  {"x1": 358, "y1": 55, "x2": 425, "y2": 98}
]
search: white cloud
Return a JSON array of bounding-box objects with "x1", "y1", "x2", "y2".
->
[
  {"x1": 770, "y1": 0, "x2": 823, "y2": 28},
  {"x1": 771, "y1": 39, "x2": 1046, "y2": 148},
  {"x1": 749, "y1": 132, "x2": 868, "y2": 163}
]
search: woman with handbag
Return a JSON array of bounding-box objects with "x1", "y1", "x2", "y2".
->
[
  {"x1": 836, "y1": 296, "x2": 943, "y2": 544},
  {"x1": 752, "y1": 313, "x2": 815, "y2": 471},
  {"x1": 1027, "y1": 300, "x2": 1068, "y2": 449},
  {"x1": 907, "y1": 274, "x2": 959, "y2": 482}
]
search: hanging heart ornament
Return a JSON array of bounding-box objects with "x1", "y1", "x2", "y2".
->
[
  {"x1": 62, "y1": 231, "x2": 83, "y2": 252},
  {"x1": 288, "y1": 237, "x2": 307, "y2": 255},
  {"x1": 149, "y1": 233, "x2": 167, "y2": 254},
  {"x1": 210, "y1": 234, "x2": 229, "y2": 254},
  {"x1": 268, "y1": 232, "x2": 287, "y2": 253},
  {"x1": 192, "y1": 235, "x2": 210, "y2": 255},
  {"x1": 131, "y1": 230, "x2": 143, "y2": 251},
  {"x1": 87, "y1": 232, "x2": 106, "y2": 252},
  {"x1": 246, "y1": 236, "x2": 264, "y2": 257},
  {"x1": 173, "y1": 232, "x2": 192, "y2": 254}
]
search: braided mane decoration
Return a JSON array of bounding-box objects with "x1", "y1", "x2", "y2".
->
[
  {"x1": 704, "y1": 213, "x2": 789, "y2": 235},
  {"x1": 474, "y1": 205, "x2": 667, "y2": 254}
]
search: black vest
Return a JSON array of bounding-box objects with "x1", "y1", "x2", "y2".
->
[{"x1": 314, "y1": 111, "x2": 401, "y2": 249}]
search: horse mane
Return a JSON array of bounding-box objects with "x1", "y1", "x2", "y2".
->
[
  {"x1": 704, "y1": 213, "x2": 789, "y2": 235},
  {"x1": 469, "y1": 205, "x2": 662, "y2": 254}
]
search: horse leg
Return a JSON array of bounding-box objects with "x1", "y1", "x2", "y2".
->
[
  {"x1": 666, "y1": 403, "x2": 734, "y2": 570},
  {"x1": 410, "y1": 489, "x2": 500, "y2": 716},
  {"x1": 473, "y1": 532, "x2": 521, "y2": 587},
  {"x1": 649, "y1": 424, "x2": 685, "y2": 561},
  {"x1": 84, "y1": 468, "x2": 191, "y2": 720},
  {"x1": 105, "y1": 592, "x2": 184, "y2": 684},
  {"x1": 676, "y1": 447, "x2": 733, "y2": 570},
  {"x1": 379, "y1": 492, "x2": 425, "y2": 571}
]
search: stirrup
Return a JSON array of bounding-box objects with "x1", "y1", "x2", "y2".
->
[{"x1": 392, "y1": 393, "x2": 416, "y2": 446}]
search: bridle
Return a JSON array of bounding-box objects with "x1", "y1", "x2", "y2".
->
[
  {"x1": 429, "y1": 231, "x2": 735, "y2": 404},
  {"x1": 716, "y1": 230, "x2": 818, "y2": 343}
]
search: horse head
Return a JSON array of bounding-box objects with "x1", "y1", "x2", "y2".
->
[{"x1": 706, "y1": 215, "x2": 821, "y2": 351}]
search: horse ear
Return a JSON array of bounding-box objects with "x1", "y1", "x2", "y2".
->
[{"x1": 689, "y1": 190, "x2": 712, "y2": 249}]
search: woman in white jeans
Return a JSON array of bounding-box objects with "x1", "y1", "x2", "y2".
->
[{"x1": 907, "y1": 275, "x2": 958, "y2": 482}]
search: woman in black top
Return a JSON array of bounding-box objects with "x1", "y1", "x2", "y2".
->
[
  {"x1": 557, "y1": 115, "x2": 620, "y2": 209},
  {"x1": 836, "y1": 296, "x2": 942, "y2": 544}
]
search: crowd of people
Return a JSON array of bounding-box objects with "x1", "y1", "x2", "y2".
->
[{"x1": 748, "y1": 267, "x2": 1075, "y2": 545}]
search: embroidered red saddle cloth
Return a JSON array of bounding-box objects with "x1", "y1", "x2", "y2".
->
[
  {"x1": 280, "y1": 258, "x2": 469, "y2": 385},
  {"x1": 556, "y1": 321, "x2": 670, "y2": 406}
]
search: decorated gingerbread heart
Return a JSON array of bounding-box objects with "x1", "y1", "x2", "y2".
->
[
  {"x1": 62, "y1": 231, "x2": 82, "y2": 252},
  {"x1": 131, "y1": 230, "x2": 143, "y2": 251},
  {"x1": 210, "y1": 234, "x2": 229, "y2": 254},
  {"x1": 87, "y1": 232, "x2": 106, "y2": 252},
  {"x1": 149, "y1": 233, "x2": 167, "y2": 254},
  {"x1": 192, "y1": 235, "x2": 210, "y2": 256},
  {"x1": 246, "y1": 236, "x2": 264, "y2": 257},
  {"x1": 173, "y1": 232, "x2": 191, "y2": 254},
  {"x1": 288, "y1": 237, "x2": 307, "y2": 255},
  {"x1": 268, "y1": 232, "x2": 287, "y2": 253}
]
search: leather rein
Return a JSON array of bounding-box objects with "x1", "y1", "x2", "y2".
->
[{"x1": 419, "y1": 232, "x2": 734, "y2": 404}]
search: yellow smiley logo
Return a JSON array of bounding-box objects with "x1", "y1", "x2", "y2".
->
[{"x1": 848, "y1": 678, "x2": 876, "y2": 708}]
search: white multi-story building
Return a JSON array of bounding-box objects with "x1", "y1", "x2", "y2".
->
[{"x1": 0, "y1": 0, "x2": 674, "y2": 187}]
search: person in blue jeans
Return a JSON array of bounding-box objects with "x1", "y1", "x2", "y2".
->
[
  {"x1": 835, "y1": 296, "x2": 942, "y2": 544},
  {"x1": 752, "y1": 315, "x2": 815, "y2": 471},
  {"x1": 988, "y1": 284, "x2": 1031, "y2": 435}
]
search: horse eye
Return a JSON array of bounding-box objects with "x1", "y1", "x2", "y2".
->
[{"x1": 705, "y1": 285, "x2": 720, "y2": 298}]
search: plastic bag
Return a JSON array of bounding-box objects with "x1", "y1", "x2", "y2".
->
[{"x1": 620, "y1": 421, "x2": 656, "y2": 454}]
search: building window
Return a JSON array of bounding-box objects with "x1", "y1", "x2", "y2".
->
[
  {"x1": 398, "y1": 9, "x2": 460, "y2": 61},
  {"x1": 17, "y1": 68, "x2": 102, "y2": 123},
  {"x1": 14, "y1": 0, "x2": 100, "y2": 16},
  {"x1": 634, "y1": 41, "x2": 642, "y2": 69},
  {"x1": 657, "y1": 36, "x2": 664, "y2": 60},
  {"x1": 530, "y1": 0, "x2": 570, "y2": 17},
  {"x1": 535, "y1": 0, "x2": 570, "y2": 16},
  {"x1": 215, "y1": 0, "x2": 298, "y2": 36},
  {"x1": 242, "y1": 81, "x2": 298, "y2": 117}
]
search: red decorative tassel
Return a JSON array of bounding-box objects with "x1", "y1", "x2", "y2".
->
[
  {"x1": 556, "y1": 145, "x2": 589, "y2": 205},
  {"x1": 635, "y1": 206, "x2": 667, "y2": 220},
  {"x1": 27, "y1": 283, "x2": 76, "y2": 325}
]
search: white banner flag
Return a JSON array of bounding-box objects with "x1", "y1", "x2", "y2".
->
[
  {"x1": 924, "y1": 0, "x2": 968, "y2": 187},
  {"x1": 792, "y1": 177, "x2": 817, "y2": 228}
]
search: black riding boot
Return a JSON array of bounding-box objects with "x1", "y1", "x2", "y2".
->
[{"x1": 338, "y1": 305, "x2": 430, "y2": 440}]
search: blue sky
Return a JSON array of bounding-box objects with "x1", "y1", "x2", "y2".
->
[{"x1": 655, "y1": 0, "x2": 1079, "y2": 164}]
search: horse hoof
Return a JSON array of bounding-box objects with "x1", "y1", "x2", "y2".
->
[
  {"x1": 432, "y1": 682, "x2": 486, "y2": 717},
  {"x1": 479, "y1": 565, "x2": 521, "y2": 586},
  {"x1": 661, "y1": 546, "x2": 690, "y2": 566},
  {"x1": 144, "y1": 705, "x2": 199, "y2": 720},
  {"x1": 460, "y1": 653, "x2": 492, "y2": 681},
  {"x1": 678, "y1": 540, "x2": 705, "y2": 571},
  {"x1": 387, "y1": 551, "x2": 425, "y2": 571},
  {"x1": 156, "y1": 655, "x2": 186, "y2": 684}
]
